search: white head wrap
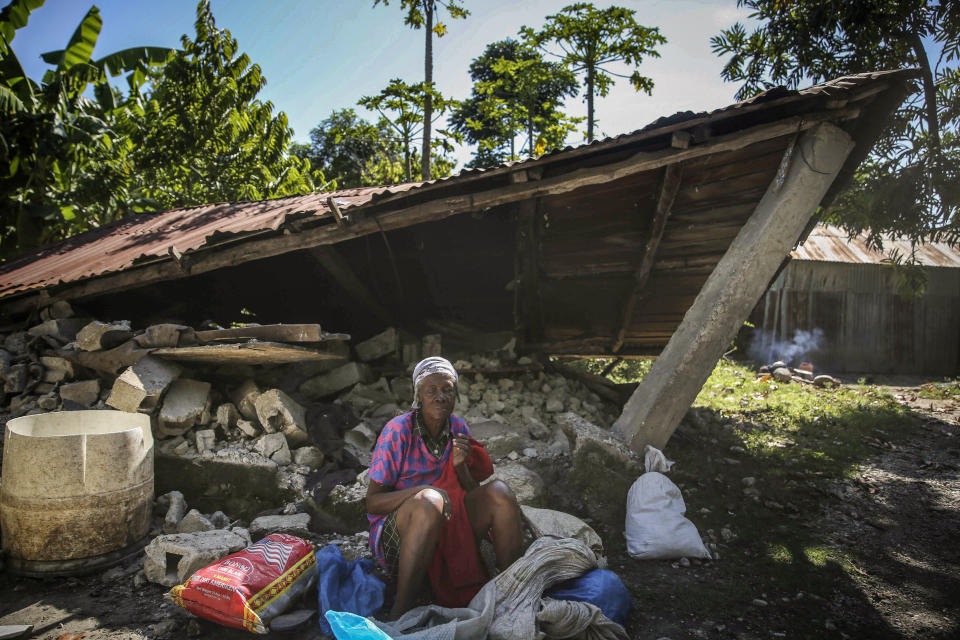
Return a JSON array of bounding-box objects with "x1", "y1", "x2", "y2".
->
[{"x1": 411, "y1": 356, "x2": 458, "y2": 408}]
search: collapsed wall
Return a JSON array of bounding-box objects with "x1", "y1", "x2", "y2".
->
[{"x1": 0, "y1": 302, "x2": 641, "y2": 581}]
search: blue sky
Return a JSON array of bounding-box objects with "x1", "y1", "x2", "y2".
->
[{"x1": 13, "y1": 0, "x2": 755, "y2": 167}]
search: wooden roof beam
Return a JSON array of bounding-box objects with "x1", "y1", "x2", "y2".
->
[
  {"x1": 307, "y1": 245, "x2": 393, "y2": 325},
  {"x1": 611, "y1": 162, "x2": 684, "y2": 353}
]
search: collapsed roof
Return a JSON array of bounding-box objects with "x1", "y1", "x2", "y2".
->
[{"x1": 0, "y1": 70, "x2": 917, "y2": 356}]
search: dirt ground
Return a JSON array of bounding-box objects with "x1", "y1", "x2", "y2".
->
[{"x1": 1, "y1": 384, "x2": 957, "y2": 640}]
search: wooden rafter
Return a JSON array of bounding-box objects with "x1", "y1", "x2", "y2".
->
[
  {"x1": 611, "y1": 162, "x2": 684, "y2": 353},
  {"x1": 308, "y1": 245, "x2": 392, "y2": 325}
]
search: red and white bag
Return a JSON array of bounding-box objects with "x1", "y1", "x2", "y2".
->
[{"x1": 170, "y1": 533, "x2": 317, "y2": 634}]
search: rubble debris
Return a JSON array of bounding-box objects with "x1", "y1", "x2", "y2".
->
[
  {"x1": 162, "y1": 491, "x2": 188, "y2": 534},
  {"x1": 236, "y1": 418, "x2": 260, "y2": 438},
  {"x1": 27, "y1": 318, "x2": 88, "y2": 342},
  {"x1": 292, "y1": 445, "x2": 324, "y2": 468},
  {"x1": 58, "y1": 380, "x2": 100, "y2": 408},
  {"x1": 143, "y1": 530, "x2": 248, "y2": 586},
  {"x1": 355, "y1": 327, "x2": 400, "y2": 362},
  {"x1": 62, "y1": 340, "x2": 149, "y2": 375},
  {"x1": 195, "y1": 429, "x2": 216, "y2": 455},
  {"x1": 772, "y1": 367, "x2": 793, "y2": 383},
  {"x1": 231, "y1": 379, "x2": 261, "y2": 421},
  {"x1": 487, "y1": 462, "x2": 546, "y2": 506},
  {"x1": 157, "y1": 379, "x2": 212, "y2": 438},
  {"x1": 107, "y1": 356, "x2": 182, "y2": 413},
  {"x1": 299, "y1": 362, "x2": 373, "y2": 399},
  {"x1": 75, "y1": 320, "x2": 134, "y2": 351},
  {"x1": 39, "y1": 356, "x2": 73, "y2": 382},
  {"x1": 422, "y1": 333, "x2": 442, "y2": 357},
  {"x1": 254, "y1": 389, "x2": 308, "y2": 445},
  {"x1": 254, "y1": 432, "x2": 292, "y2": 465},
  {"x1": 248, "y1": 513, "x2": 311, "y2": 540},
  {"x1": 40, "y1": 300, "x2": 73, "y2": 320},
  {"x1": 214, "y1": 402, "x2": 240, "y2": 430},
  {"x1": 177, "y1": 509, "x2": 215, "y2": 533},
  {"x1": 133, "y1": 323, "x2": 194, "y2": 348}
]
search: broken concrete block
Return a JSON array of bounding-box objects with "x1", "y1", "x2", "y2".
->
[
  {"x1": 236, "y1": 418, "x2": 260, "y2": 438},
  {"x1": 41, "y1": 300, "x2": 74, "y2": 320},
  {"x1": 340, "y1": 378, "x2": 396, "y2": 415},
  {"x1": 292, "y1": 446, "x2": 325, "y2": 468},
  {"x1": 231, "y1": 527, "x2": 252, "y2": 547},
  {"x1": 215, "y1": 402, "x2": 240, "y2": 430},
  {"x1": 143, "y1": 530, "x2": 247, "y2": 586},
  {"x1": 421, "y1": 333, "x2": 442, "y2": 358},
  {"x1": 249, "y1": 513, "x2": 311, "y2": 541},
  {"x1": 27, "y1": 318, "x2": 88, "y2": 342},
  {"x1": 37, "y1": 394, "x2": 58, "y2": 410},
  {"x1": 177, "y1": 509, "x2": 215, "y2": 533},
  {"x1": 344, "y1": 423, "x2": 377, "y2": 451},
  {"x1": 60, "y1": 380, "x2": 100, "y2": 407},
  {"x1": 231, "y1": 379, "x2": 261, "y2": 421},
  {"x1": 40, "y1": 355, "x2": 74, "y2": 379},
  {"x1": 209, "y1": 511, "x2": 231, "y2": 529},
  {"x1": 355, "y1": 327, "x2": 399, "y2": 362},
  {"x1": 486, "y1": 462, "x2": 546, "y2": 506},
  {"x1": 299, "y1": 362, "x2": 372, "y2": 399},
  {"x1": 134, "y1": 323, "x2": 191, "y2": 348},
  {"x1": 157, "y1": 379, "x2": 211, "y2": 438},
  {"x1": 195, "y1": 429, "x2": 216, "y2": 455},
  {"x1": 3, "y1": 364, "x2": 28, "y2": 394},
  {"x1": 107, "y1": 356, "x2": 182, "y2": 413},
  {"x1": 254, "y1": 432, "x2": 292, "y2": 465},
  {"x1": 163, "y1": 490, "x2": 188, "y2": 534},
  {"x1": 309, "y1": 481, "x2": 368, "y2": 533},
  {"x1": 545, "y1": 427, "x2": 571, "y2": 457},
  {"x1": 254, "y1": 389, "x2": 308, "y2": 446},
  {"x1": 75, "y1": 320, "x2": 134, "y2": 351}
]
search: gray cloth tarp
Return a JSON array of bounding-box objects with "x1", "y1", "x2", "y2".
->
[{"x1": 373, "y1": 537, "x2": 628, "y2": 640}]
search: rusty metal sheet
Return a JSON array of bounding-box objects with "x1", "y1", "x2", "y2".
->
[{"x1": 792, "y1": 225, "x2": 960, "y2": 267}]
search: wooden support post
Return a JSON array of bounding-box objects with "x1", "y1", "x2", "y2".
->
[
  {"x1": 612, "y1": 123, "x2": 855, "y2": 453},
  {"x1": 513, "y1": 172, "x2": 543, "y2": 348},
  {"x1": 612, "y1": 163, "x2": 684, "y2": 353},
  {"x1": 308, "y1": 245, "x2": 392, "y2": 325}
]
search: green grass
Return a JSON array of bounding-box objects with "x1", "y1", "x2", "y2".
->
[{"x1": 916, "y1": 379, "x2": 960, "y2": 400}]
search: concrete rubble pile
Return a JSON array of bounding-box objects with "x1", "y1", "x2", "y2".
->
[{"x1": 0, "y1": 304, "x2": 637, "y2": 586}]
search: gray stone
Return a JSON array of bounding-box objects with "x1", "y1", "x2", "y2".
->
[
  {"x1": 813, "y1": 374, "x2": 839, "y2": 388},
  {"x1": 311, "y1": 480, "x2": 369, "y2": 533},
  {"x1": 772, "y1": 367, "x2": 793, "y2": 383},
  {"x1": 355, "y1": 327, "x2": 399, "y2": 362},
  {"x1": 486, "y1": 462, "x2": 546, "y2": 506},
  {"x1": 236, "y1": 418, "x2": 260, "y2": 438},
  {"x1": 134, "y1": 323, "x2": 192, "y2": 348},
  {"x1": 195, "y1": 429, "x2": 216, "y2": 455},
  {"x1": 37, "y1": 394, "x2": 58, "y2": 410},
  {"x1": 157, "y1": 378, "x2": 211, "y2": 438},
  {"x1": 340, "y1": 378, "x2": 395, "y2": 415},
  {"x1": 254, "y1": 389, "x2": 308, "y2": 445},
  {"x1": 231, "y1": 526, "x2": 253, "y2": 546},
  {"x1": 545, "y1": 428, "x2": 571, "y2": 457},
  {"x1": 143, "y1": 530, "x2": 248, "y2": 586},
  {"x1": 299, "y1": 362, "x2": 373, "y2": 399},
  {"x1": 59, "y1": 379, "x2": 100, "y2": 406},
  {"x1": 42, "y1": 300, "x2": 74, "y2": 320},
  {"x1": 231, "y1": 379, "x2": 261, "y2": 421},
  {"x1": 254, "y1": 432, "x2": 291, "y2": 465},
  {"x1": 249, "y1": 513, "x2": 311, "y2": 540},
  {"x1": 40, "y1": 355, "x2": 74, "y2": 379},
  {"x1": 389, "y1": 376, "x2": 414, "y2": 405},
  {"x1": 545, "y1": 397, "x2": 564, "y2": 412},
  {"x1": 209, "y1": 511, "x2": 231, "y2": 529},
  {"x1": 177, "y1": 509, "x2": 215, "y2": 533},
  {"x1": 4, "y1": 332, "x2": 29, "y2": 355},
  {"x1": 215, "y1": 403, "x2": 240, "y2": 430},
  {"x1": 522, "y1": 447, "x2": 538, "y2": 458},
  {"x1": 527, "y1": 418, "x2": 550, "y2": 440},
  {"x1": 163, "y1": 490, "x2": 188, "y2": 533},
  {"x1": 421, "y1": 334, "x2": 442, "y2": 358},
  {"x1": 3, "y1": 364, "x2": 28, "y2": 394},
  {"x1": 27, "y1": 318, "x2": 88, "y2": 342},
  {"x1": 292, "y1": 446, "x2": 325, "y2": 468},
  {"x1": 75, "y1": 320, "x2": 133, "y2": 351},
  {"x1": 107, "y1": 356, "x2": 182, "y2": 413}
]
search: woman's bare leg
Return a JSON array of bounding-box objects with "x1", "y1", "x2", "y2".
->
[
  {"x1": 464, "y1": 480, "x2": 523, "y2": 570},
  {"x1": 389, "y1": 488, "x2": 445, "y2": 618}
]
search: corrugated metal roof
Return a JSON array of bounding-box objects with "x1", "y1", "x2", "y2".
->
[
  {"x1": 0, "y1": 69, "x2": 918, "y2": 303},
  {"x1": 792, "y1": 225, "x2": 960, "y2": 267}
]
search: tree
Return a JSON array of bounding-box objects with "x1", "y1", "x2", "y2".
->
[
  {"x1": 372, "y1": 0, "x2": 468, "y2": 180},
  {"x1": 711, "y1": 1, "x2": 960, "y2": 258},
  {"x1": 0, "y1": 0, "x2": 173, "y2": 255},
  {"x1": 450, "y1": 39, "x2": 579, "y2": 167},
  {"x1": 522, "y1": 2, "x2": 666, "y2": 142},
  {"x1": 358, "y1": 78, "x2": 456, "y2": 182},
  {"x1": 127, "y1": 1, "x2": 320, "y2": 208},
  {"x1": 300, "y1": 108, "x2": 406, "y2": 188}
]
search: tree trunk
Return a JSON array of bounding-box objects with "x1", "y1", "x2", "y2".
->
[
  {"x1": 910, "y1": 33, "x2": 941, "y2": 162},
  {"x1": 421, "y1": 2, "x2": 434, "y2": 181},
  {"x1": 586, "y1": 66, "x2": 595, "y2": 142},
  {"x1": 528, "y1": 118, "x2": 534, "y2": 157}
]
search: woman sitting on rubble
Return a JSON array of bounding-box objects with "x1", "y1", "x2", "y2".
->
[{"x1": 366, "y1": 356, "x2": 524, "y2": 619}]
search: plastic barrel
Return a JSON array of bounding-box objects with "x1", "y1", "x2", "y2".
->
[{"x1": 0, "y1": 410, "x2": 154, "y2": 576}]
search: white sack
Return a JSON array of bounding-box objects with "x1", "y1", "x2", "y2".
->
[{"x1": 625, "y1": 471, "x2": 710, "y2": 560}]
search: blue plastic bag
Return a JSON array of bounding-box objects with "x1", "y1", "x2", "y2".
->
[
  {"x1": 545, "y1": 568, "x2": 631, "y2": 626},
  {"x1": 316, "y1": 545, "x2": 386, "y2": 635},
  {"x1": 325, "y1": 611, "x2": 391, "y2": 640}
]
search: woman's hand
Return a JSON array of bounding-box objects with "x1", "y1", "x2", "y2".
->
[{"x1": 452, "y1": 435, "x2": 470, "y2": 468}]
